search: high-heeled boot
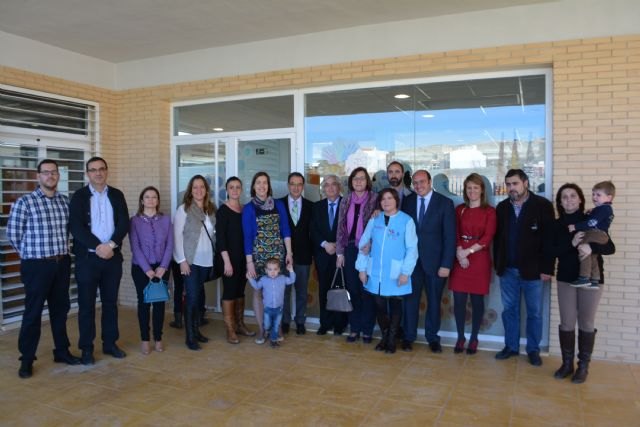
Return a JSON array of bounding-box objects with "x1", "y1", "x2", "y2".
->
[
  {"x1": 184, "y1": 308, "x2": 200, "y2": 351},
  {"x1": 222, "y1": 300, "x2": 239, "y2": 344},
  {"x1": 572, "y1": 329, "x2": 596, "y2": 384},
  {"x1": 235, "y1": 297, "x2": 256, "y2": 337},
  {"x1": 554, "y1": 327, "x2": 575, "y2": 379},
  {"x1": 385, "y1": 313, "x2": 401, "y2": 354},
  {"x1": 194, "y1": 310, "x2": 209, "y2": 343}
]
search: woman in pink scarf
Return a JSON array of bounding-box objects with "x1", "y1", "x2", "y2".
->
[{"x1": 336, "y1": 167, "x2": 378, "y2": 342}]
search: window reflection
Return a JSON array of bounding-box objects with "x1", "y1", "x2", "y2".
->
[{"x1": 305, "y1": 75, "x2": 546, "y2": 203}]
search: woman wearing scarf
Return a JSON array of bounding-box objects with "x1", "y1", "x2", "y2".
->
[
  {"x1": 242, "y1": 172, "x2": 292, "y2": 344},
  {"x1": 173, "y1": 175, "x2": 216, "y2": 351},
  {"x1": 336, "y1": 167, "x2": 378, "y2": 343}
]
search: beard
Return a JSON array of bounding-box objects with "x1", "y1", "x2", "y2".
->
[{"x1": 388, "y1": 177, "x2": 401, "y2": 187}]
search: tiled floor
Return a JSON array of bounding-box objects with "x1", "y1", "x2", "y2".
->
[{"x1": 1, "y1": 307, "x2": 639, "y2": 426}]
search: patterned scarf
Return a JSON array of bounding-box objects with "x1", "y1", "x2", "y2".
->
[{"x1": 252, "y1": 196, "x2": 275, "y2": 211}]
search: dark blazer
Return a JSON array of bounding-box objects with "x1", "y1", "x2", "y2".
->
[
  {"x1": 493, "y1": 193, "x2": 554, "y2": 280},
  {"x1": 69, "y1": 185, "x2": 130, "y2": 258},
  {"x1": 279, "y1": 196, "x2": 313, "y2": 265},
  {"x1": 311, "y1": 197, "x2": 341, "y2": 271},
  {"x1": 402, "y1": 191, "x2": 456, "y2": 275}
]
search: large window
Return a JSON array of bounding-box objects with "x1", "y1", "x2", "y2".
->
[
  {"x1": 0, "y1": 85, "x2": 97, "y2": 325},
  {"x1": 304, "y1": 70, "x2": 551, "y2": 346},
  {"x1": 305, "y1": 72, "x2": 549, "y2": 203}
]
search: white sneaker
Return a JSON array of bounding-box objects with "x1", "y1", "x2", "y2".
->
[{"x1": 255, "y1": 337, "x2": 265, "y2": 345}]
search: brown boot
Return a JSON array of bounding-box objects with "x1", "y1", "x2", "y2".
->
[
  {"x1": 222, "y1": 300, "x2": 239, "y2": 344},
  {"x1": 235, "y1": 297, "x2": 256, "y2": 337}
]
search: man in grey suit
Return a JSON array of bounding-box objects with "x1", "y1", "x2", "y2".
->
[{"x1": 401, "y1": 170, "x2": 456, "y2": 353}]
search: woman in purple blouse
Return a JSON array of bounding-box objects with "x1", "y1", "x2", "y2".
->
[{"x1": 129, "y1": 186, "x2": 174, "y2": 355}]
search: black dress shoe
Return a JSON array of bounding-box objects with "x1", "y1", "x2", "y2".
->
[
  {"x1": 528, "y1": 351, "x2": 543, "y2": 366},
  {"x1": 81, "y1": 350, "x2": 95, "y2": 365},
  {"x1": 18, "y1": 360, "x2": 33, "y2": 379},
  {"x1": 401, "y1": 340, "x2": 413, "y2": 352},
  {"x1": 333, "y1": 327, "x2": 345, "y2": 336},
  {"x1": 346, "y1": 333, "x2": 360, "y2": 342},
  {"x1": 296, "y1": 324, "x2": 306, "y2": 335},
  {"x1": 282, "y1": 323, "x2": 290, "y2": 334},
  {"x1": 103, "y1": 345, "x2": 127, "y2": 359},
  {"x1": 495, "y1": 347, "x2": 519, "y2": 360},
  {"x1": 53, "y1": 350, "x2": 82, "y2": 365},
  {"x1": 429, "y1": 341, "x2": 443, "y2": 353},
  {"x1": 362, "y1": 336, "x2": 373, "y2": 344},
  {"x1": 316, "y1": 327, "x2": 328, "y2": 335}
]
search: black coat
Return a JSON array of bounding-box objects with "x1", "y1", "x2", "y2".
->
[
  {"x1": 69, "y1": 185, "x2": 130, "y2": 258},
  {"x1": 279, "y1": 196, "x2": 313, "y2": 265},
  {"x1": 311, "y1": 197, "x2": 341, "y2": 271},
  {"x1": 493, "y1": 193, "x2": 555, "y2": 280}
]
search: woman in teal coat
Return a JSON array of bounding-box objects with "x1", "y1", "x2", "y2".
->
[{"x1": 356, "y1": 188, "x2": 418, "y2": 353}]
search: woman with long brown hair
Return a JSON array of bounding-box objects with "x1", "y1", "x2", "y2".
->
[{"x1": 173, "y1": 175, "x2": 216, "y2": 350}]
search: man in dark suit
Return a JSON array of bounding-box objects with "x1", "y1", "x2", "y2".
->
[
  {"x1": 69, "y1": 157, "x2": 129, "y2": 364},
  {"x1": 493, "y1": 169, "x2": 554, "y2": 366},
  {"x1": 311, "y1": 174, "x2": 346, "y2": 335},
  {"x1": 280, "y1": 172, "x2": 313, "y2": 335},
  {"x1": 401, "y1": 169, "x2": 456, "y2": 353}
]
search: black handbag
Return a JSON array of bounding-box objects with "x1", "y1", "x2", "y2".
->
[
  {"x1": 143, "y1": 278, "x2": 170, "y2": 303},
  {"x1": 326, "y1": 267, "x2": 353, "y2": 312},
  {"x1": 202, "y1": 220, "x2": 222, "y2": 281}
]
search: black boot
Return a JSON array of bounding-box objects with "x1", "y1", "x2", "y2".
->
[
  {"x1": 572, "y1": 329, "x2": 596, "y2": 384},
  {"x1": 554, "y1": 327, "x2": 575, "y2": 379},
  {"x1": 184, "y1": 308, "x2": 200, "y2": 351},
  {"x1": 169, "y1": 312, "x2": 183, "y2": 329},
  {"x1": 375, "y1": 311, "x2": 390, "y2": 352},
  {"x1": 194, "y1": 310, "x2": 209, "y2": 343},
  {"x1": 385, "y1": 313, "x2": 401, "y2": 354},
  {"x1": 18, "y1": 359, "x2": 33, "y2": 379}
]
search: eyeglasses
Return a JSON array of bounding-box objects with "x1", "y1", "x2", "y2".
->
[
  {"x1": 39, "y1": 170, "x2": 59, "y2": 177},
  {"x1": 352, "y1": 176, "x2": 367, "y2": 182},
  {"x1": 87, "y1": 167, "x2": 107, "y2": 173}
]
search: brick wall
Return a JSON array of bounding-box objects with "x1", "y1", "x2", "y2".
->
[{"x1": 2, "y1": 34, "x2": 638, "y2": 361}]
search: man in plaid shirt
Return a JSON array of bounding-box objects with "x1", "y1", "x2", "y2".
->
[{"x1": 7, "y1": 159, "x2": 81, "y2": 379}]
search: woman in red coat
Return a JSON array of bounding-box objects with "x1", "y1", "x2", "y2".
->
[{"x1": 448, "y1": 173, "x2": 496, "y2": 355}]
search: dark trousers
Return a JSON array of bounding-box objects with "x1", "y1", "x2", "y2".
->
[
  {"x1": 404, "y1": 264, "x2": 446, "y2": 343},
  {"x1": 170, "y1": 261, "x2": 184, "y2": 314},
  {"x1": 131, "y1": 264, "x2": 169, "y2": 341},
  {"x1": 76, "y1": 253, "x2": 123, "y2": 351},
  {"x1": 316, "y1": 257, "x2": 347, "y2": 331},
  {"x1": 344, "y1": 243, "x2": 375, "y2": 336},
  {"x1": 18, "y1": 256, "x2": 72, "y2": 361},
  {"x1": 283, "y1": 263, "x2": 310, "y2": 326}
]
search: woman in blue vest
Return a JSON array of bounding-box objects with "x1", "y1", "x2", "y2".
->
[{"x1": 356, "y1": 188, "x2": 418, "y2": 353}]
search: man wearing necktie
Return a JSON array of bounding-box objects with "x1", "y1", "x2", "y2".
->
[
  {"x1": 279, "y1": 172, "x2": 313, "y2": 335},
  {"x1": 401, "y1": 170, "x2": 456, "y2": 353},
  {"x1": 311, "y1": 175, "x2": 347, "y2": 335}
]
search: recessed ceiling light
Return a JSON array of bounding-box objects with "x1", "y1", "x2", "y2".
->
[
  {"x1": 212, "y1": 127, "x2": 224, "y2": 132},
  {"x1": 422, "y1": 114, "x2": 435, "y2": 118},
  {"x1": 394, "y1": 94, "x2": 410, "y2": 99}
]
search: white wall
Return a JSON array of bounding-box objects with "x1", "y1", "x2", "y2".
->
[
  {"x1": 0, "y1": 30, "x2": 115, "y2": 89},
  {"x1": 1, "y1": 0, "x2": 638, "y2": 91}
]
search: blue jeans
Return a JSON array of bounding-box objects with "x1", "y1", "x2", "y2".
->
[
  {"x1": 499, "y1": 268, "x2": 543, "y2": 353},
  {"x1": 264, "y1": 306, "x2": 283, "y2": 342},
  {"x1": 184, "y1": 264, "x2": 211, "y2": 308}
]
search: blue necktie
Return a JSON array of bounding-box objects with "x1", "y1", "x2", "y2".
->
[
  {"x1": 329, "y1": 202, "x2": 335, "y2": 227},
  {"x1": 419, "y1": 197, "x2": 426, "y2": 224}
]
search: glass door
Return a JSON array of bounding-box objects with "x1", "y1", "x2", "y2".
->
[{"x1": 237, "y1": 136, "x2": 292, "y2": 201}]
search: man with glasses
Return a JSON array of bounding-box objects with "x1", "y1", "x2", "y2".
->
[
  {"x1": 69, "y1": 156, "x2": 129, "y2": 364},
  {"x1": 311, "y1": 174, "x2": 346, "y2": 335},
  {"x1": 8, "y1": 159, "x2": 81, "y2": 378}
]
